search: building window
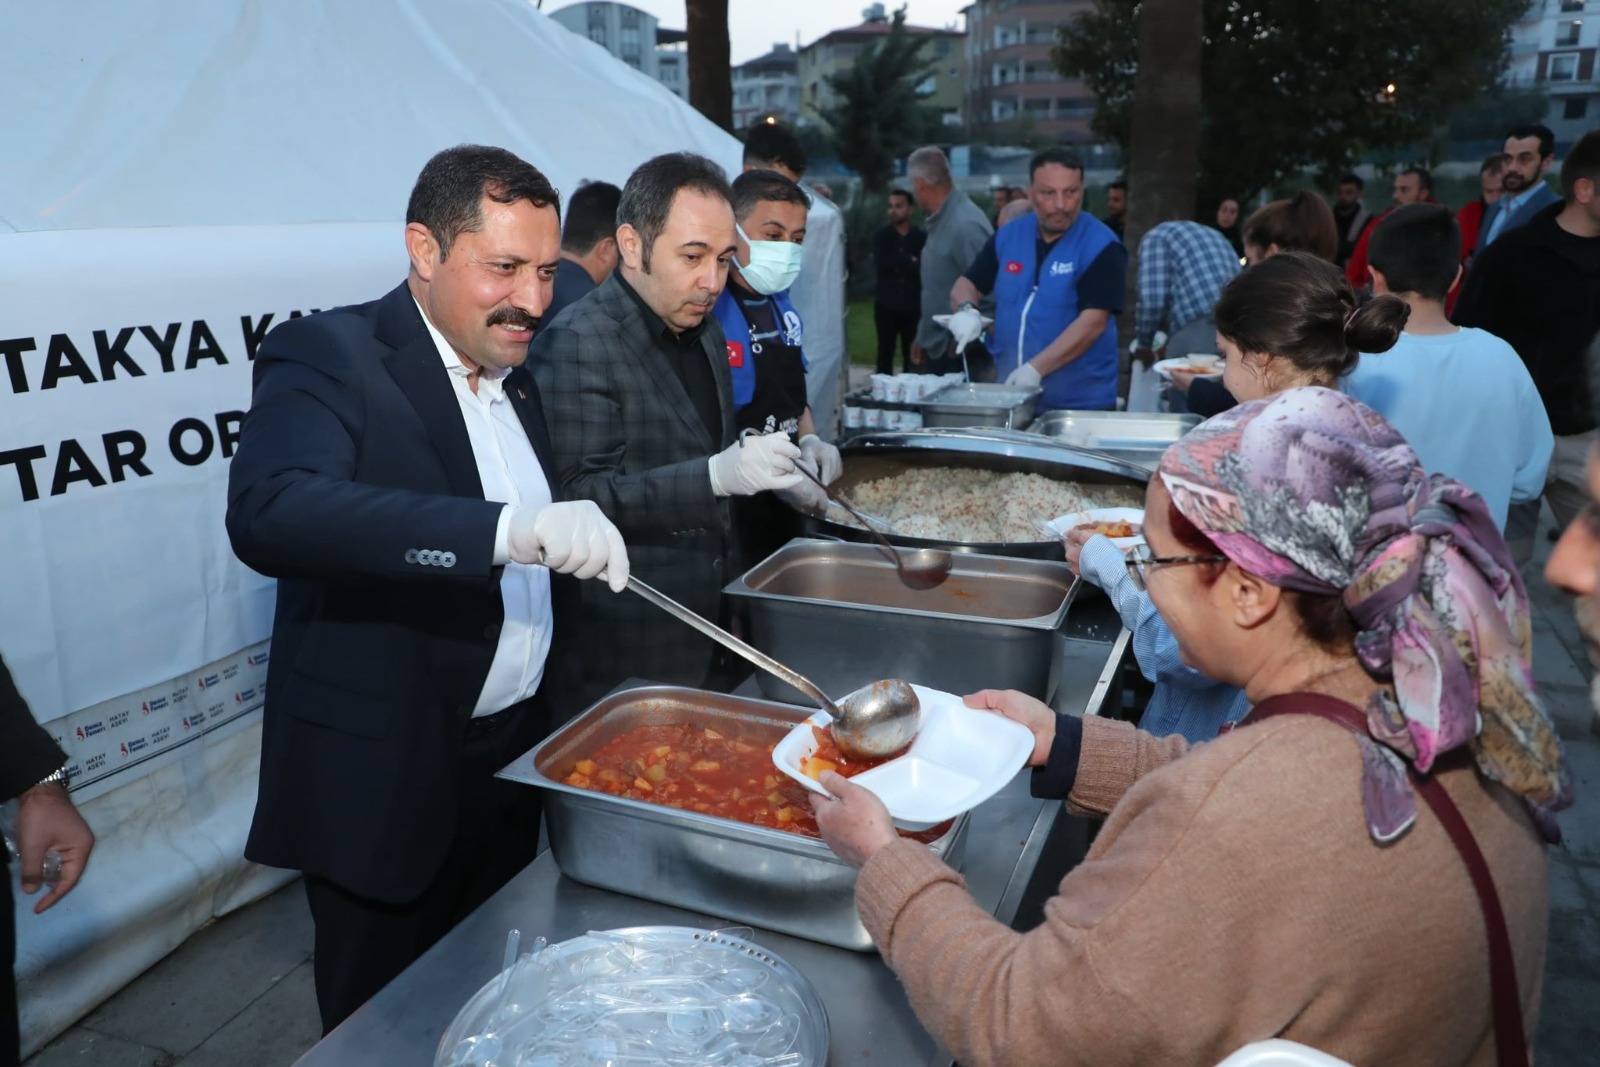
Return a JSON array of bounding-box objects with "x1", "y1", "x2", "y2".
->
[
  {"x1": 1566, "y1": 96, "x2": 1589, "y2": 119},
  {"x1": 1550, "y1": 52, "x2": 1579, "y2": 81},
  {"x1": 1562, "y1": 0, "x2": 1584, "y2": 12},
  {"x1": 620, "y1": 7, "x2": 639, "y2": 29},
  {"x1": 1557, "y1": 20, "x2": 1582, "y2": 46}
]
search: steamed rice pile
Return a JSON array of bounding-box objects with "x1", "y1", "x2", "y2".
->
[{"x1": 836, "y1": 469, "x2": 1142, "y2": 543}]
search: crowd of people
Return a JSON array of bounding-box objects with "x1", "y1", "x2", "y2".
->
[{"x1": 3, "y1": 115, "x2": 1594, "y2": 1067}]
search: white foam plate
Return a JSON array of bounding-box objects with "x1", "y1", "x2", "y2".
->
[
  {"x1": 1047, "y1": 506, "x2": 1146, "y2": 550},
  {"x1": 772, "y1": 684, "x2": 1033, "y2": 831},
  {"x1": 1152, "y1": 356, "x2": 1222, "y2": 379}
]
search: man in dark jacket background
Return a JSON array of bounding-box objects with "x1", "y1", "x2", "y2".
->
[
  {"x1": 1456, "y1": 128, "x2": 1600, "y2": 531},
  {"x1": 872, "y1": 188, "x2": 925, "y2": 374},
  {"x1": 1, "y1": 657, "x2": 93, "y2": 1067}
]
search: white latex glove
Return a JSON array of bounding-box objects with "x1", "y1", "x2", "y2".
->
[
  {"x1": 1006, "y1": 361, "x2": 1043, "y2": 389},
  {"x1": 775, "y1": 458, "x2": 830, "y2": 514},
  {"x1": 708, "y1": 430, "x2": 803, "y2": 497},
  {"x1": 933, "y1": 307, "x2": 991, "y2": 354},
  {"x1": 797, "y1": 434, "x2": 842, "y2": 485},
  {"x1": 506, "y1": 500, "x2": 630, "y2": 592}
]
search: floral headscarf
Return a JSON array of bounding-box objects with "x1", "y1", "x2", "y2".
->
[{"x1": 1158, "y1": 387, "x2": 1571, "y2": 841}]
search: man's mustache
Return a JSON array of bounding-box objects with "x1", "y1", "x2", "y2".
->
[{"x1": 487, "y1": 307, "x2": 538, "y2": 330}]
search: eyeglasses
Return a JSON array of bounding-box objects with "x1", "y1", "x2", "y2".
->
[{"x1": 1123, "y1": 542, "x2": 1228, "y2": 592}]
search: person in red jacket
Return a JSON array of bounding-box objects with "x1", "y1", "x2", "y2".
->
[
  {"x1": 1458, "y1": 154, "x2": 1505, "y2": 265},
  {"x1": 1345, "y1": 167, "x2": 1437, "y2": 287}
]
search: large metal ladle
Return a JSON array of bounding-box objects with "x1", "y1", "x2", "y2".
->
[
  {"x1": 624, "y1": 576, "x2": 920, "y2": 759},
  {"x1": 794, "y1": 466, "x2": 953, "y2": 591}
]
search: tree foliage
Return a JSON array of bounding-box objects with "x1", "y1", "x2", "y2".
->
[
  {"x1": 823, "y1": 7, "x2": 942, "y2": 191},
  {"x1": 1054, "y1": 0, "x2": 1527, "y2": 205}
]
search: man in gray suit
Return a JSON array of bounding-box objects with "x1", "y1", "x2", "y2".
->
[
  {"x1": 1478, "y1": 123, "x2": 1560, "y2": 250},
  {"x1": 533, "y1": 153, "x2": 802, "y2": 707}
]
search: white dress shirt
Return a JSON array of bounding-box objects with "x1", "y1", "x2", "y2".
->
[{"x1": 416, "y1": 301, "x2": 554, "y2": 716}]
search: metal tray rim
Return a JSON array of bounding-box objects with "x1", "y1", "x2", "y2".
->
[
  {"x1": 722, "y1": 539, "x2": 1077, "y2": 630},
  {"x1": 508, "y1": 685, "x2": 967, "y2": 858}
]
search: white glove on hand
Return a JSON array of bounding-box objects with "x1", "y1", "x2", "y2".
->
[
  {"x1": 708, "y1": 431, "x2": 803, "y2": 497},
  {"x1": 933, "y1": 307, "x2": 992, "y2": 355},
  {"x1": 775, "y1": 459, "x2": 830, "y2": 514},
  {"x1": 1005, "y1": 361, "x2": 1043, "y2": 389},
  {"x1": 797, "y1": 434, "x2": 842, "y2": 485},
  {"x1": 506, "y1": 500, "x2": 630, "y2": 592}
]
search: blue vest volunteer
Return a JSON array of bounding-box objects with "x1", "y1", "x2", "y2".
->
[
  {"x1": 712, "y1": 285, "x2": 809, "y2": 435},
  {"x1": 991, "y1": 213, "x2": 1122, "y2": 411}
]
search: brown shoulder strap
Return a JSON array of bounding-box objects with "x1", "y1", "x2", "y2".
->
[{"x1": 1251, "y1": 693, "x2": 1529, "y2": 1067}]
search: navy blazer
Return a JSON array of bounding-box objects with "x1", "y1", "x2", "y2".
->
[
  {"x1": 227, "y1": 282, "x2": 570, "y2": 904},
  {"x1": 1476, "y1": 183, "x2": 1561, "y2": 248}
]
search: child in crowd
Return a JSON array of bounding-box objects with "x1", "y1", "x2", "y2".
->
[{"x1": 1343, "y1": 203, "x2": 1552, "y2": 539}]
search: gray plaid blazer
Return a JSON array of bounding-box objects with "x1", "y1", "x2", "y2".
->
[{"x1": 532, "y1": 273, "x2": 735, "y2": 708}]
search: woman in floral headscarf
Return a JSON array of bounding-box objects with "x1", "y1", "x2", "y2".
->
[{"x1": 813, "y1": 387, "x2": 1569, "y2": 1067}]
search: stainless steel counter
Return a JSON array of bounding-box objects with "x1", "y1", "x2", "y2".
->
[{"x1": 294, "y1": 600, "x2": 1129, "y2": 1067}]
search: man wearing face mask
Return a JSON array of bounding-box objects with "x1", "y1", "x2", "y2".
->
[{"x1": 711, "y1": 170, "x2": 842, "y2": 564}]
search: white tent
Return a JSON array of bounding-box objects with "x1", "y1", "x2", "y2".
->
[
  {"x1": 2, "y1": 0, "x2": 740, "y2": 231},
  {"x1": 0, "y1": 0, "x2": 741, "y2": 1054}
]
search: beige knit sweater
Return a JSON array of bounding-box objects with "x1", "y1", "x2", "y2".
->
[{"x1": 856, "y1": 713, "x2": 1548, "y2": 1066}]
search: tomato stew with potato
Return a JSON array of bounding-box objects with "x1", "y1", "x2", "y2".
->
[{"x1": 562, "y1": 722, "x2": 946, "y2": 842}]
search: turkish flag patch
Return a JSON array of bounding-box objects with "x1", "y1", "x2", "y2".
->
[
  {"x1": 726, "y1": 341, "x2": 745, "y2": 368},
  {"x1": 1005, "y1": 261, "x2": 1024, "y2": 274}
]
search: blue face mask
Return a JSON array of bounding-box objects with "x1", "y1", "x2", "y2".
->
[{"x1": 735, "y1": 224, "x2": 803, "y2": 295}]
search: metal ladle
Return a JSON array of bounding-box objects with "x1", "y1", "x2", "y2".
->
[
  {"x1": 794, "y1": 466, "x2": 953, "y2": 591},
  {"x1": 624, "y1": 576, "x2": 921, "y2": 759}
]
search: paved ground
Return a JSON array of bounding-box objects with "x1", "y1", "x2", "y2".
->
[{"x1": 22, "y1": 513, "x2": 1600, "y2": 1067}]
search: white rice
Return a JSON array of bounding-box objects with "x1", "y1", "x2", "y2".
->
[{"x1": 831, "y1": 468, "x2": 1142, "y2": 543}]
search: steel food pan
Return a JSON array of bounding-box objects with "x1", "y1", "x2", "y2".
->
[
  {"x1": 1028, "y1": 410, "x2": 1200, "y2": 471},
  {"x1": 500, "y1": 686, "x2": 969, "y2": 952},
  {"x1": 916, "y1": 382, "x2": 1040, "y2": 430},
  {"x1": 725, "y1": 539, "x2": 1076, "y2": 705},
  {"x1": 797, "y1": 428, "x2": 1150, "y2": 560}
]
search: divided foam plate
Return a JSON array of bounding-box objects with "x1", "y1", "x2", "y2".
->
[{"x1": 772, "y1": 684, "x2": 1033, "y2": 831}]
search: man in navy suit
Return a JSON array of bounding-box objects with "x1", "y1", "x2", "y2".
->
[
  {"x1": 226, "y1": 145, "x2": 629, "y2": 1032},
  {"x1": 1477, "y1": 124, "x2": 1560, "y2": 251}
]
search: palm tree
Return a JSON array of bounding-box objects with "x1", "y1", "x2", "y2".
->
[{"x1": 685, "y1": 0, "x2": 732, "y2": 131}]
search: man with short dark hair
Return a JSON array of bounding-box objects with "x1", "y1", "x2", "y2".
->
[
  {"x1": 1458, "y1": 154, "x2": 1504, "y2": 264},
  {"x1": 1345, "y1": 166, "x2": 1436, "y2": 286},
  {"x1": 711, "y1": 169, "x2": 841, "y2": 565},
  {"x1": 228, "y1": 144, "x2": 630, "y2": 1031},
  {"x1": 873, "y1": 188, "x2": 925, "y2": 374},
  {"x1": 907, "y1": 145, "x2": 993, "y2": 373},
  {"x1": 545, "y1": 180, "x2": 621, "y2": 324},
  {"x1": 1479, "y1": 123, "x2": 1560, "y2": 249},
  {"x1": 1456, "y1": 128, "x2": 1600, "y2": 532},
  {"x1": 1103, "y1": 179, "x2": 1127, "y2": 239},
  {"x1": 743, "y1": 122, "x2": 847, "y2": 439},
  {"x1": 1344, "y1": 202, "x2": 1551, "y2": 537},
  {"x1": 1332, "y1": 173, "x2": 1371, "y2": 267},
  {"x1": 950, "y1": 148, "x2": 1127, "y2": 412},
  {"x1": 533, "y1": 153, "x2": 802, "y2": 706}
]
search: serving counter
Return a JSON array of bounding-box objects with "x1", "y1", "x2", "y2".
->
[{"x1": 294, "y1": 601, "x2": 1132, "y2": 1067}]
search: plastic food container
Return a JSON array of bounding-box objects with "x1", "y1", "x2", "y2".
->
[{"x1": 772, "y1": 685, "x2": 1033, "y2": 831}]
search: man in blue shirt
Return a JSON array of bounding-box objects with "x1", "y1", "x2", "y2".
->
[
  {"x1": 1478, "y1": 124, "x2": 1560, "y2": 250},
  {"x1": 542, "y1": 181, "x2": 620, "y2": 326},
  {"x1": 950, "y1": 148, "x2": 1127, "y2": 412}
]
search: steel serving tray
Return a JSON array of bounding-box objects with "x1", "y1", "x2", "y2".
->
[
  {"x1": 915, "y1": 382, "x2": 1040, "y2": 430},
  {"x1": 725, "y1": 538, "x2": 1077, "y2": 705},
  {"x1": 1027, "y1": 410, "x2": 1200, "y2": 472},
  {"x1": 796, "y1": 428, "x2": 1150, "y2": 560},
  {"x1": 499, "y1": 686, "x2": 969, "y2": 952}
]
